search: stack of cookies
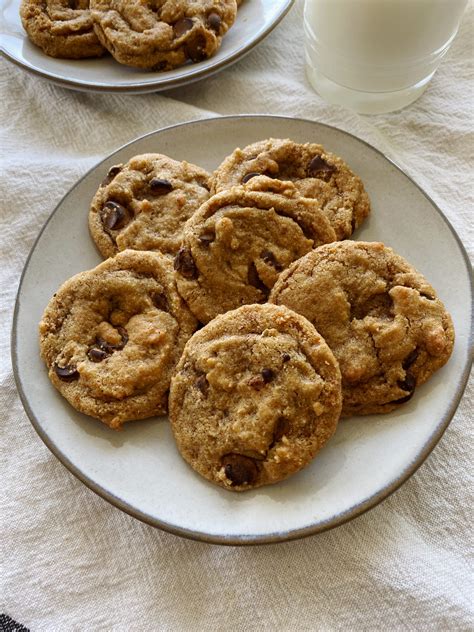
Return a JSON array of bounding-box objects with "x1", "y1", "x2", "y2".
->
[
  {"x1": 20, "y1": 0, "x2": 240, "y2": 70},
  {"x1": 39, "y1": 138, "x2": 454, "y2": 492}
]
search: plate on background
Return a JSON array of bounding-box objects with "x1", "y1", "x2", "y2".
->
[
  {"x1": 12, "y1": 116, "x2": 473, "y2": 545},
  {"x1": 0, "y1": 0, "x2": 294, "y2": 93}
]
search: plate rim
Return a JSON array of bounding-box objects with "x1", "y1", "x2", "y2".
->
[
  {"x1": 11, "y1": 114, "x2": 474, "y2": 546},
  {"x1": 0, "y1": 0, "x2": 295, "y2": 94}
]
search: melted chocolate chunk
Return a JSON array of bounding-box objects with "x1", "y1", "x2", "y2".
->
[
  {"x1": 420, "y1": 292, "x2": 435, "y2": 301},
  {"x1": 96, "y1": 326, "x2": 128, "y2": 353},
  {"x1": 100, "y1": 201, "x2": 131, "y2": 231},
  {"x1": 261, "y1": 250, "x2": 283, "y2": 271},
  {"x1": 174, "y1": 17, "x2": 194, "y2": 38},
  {"x1": 272, "y1": 417, "x2": 291, "y2": 444},
  {"x1": 174, "y1": 248, "x2": 198, "y2": 279},
  {"x1": 307, "y1": 155, "x2": 336, "y2": 181},
  {"x1": 186, "y1": 33, "x2": 208, "y2": 62},
  {"x1": 101, "y1": 165, "x2": 122, "y2": 187},
  {"x1": 402, "y1": 348, "x2": 419, "y2": 370},
  {"x1": 150, "y1": 178, "x2": 173, "y2": 196},
  {"x1": 198, "y1": 231, "x2": 215, "y2": 246},
  {"x1": 392, "y1": 373, "x2": 417, "y2": 404},
  {"x1": 151, "y1": 293, "x2": 169, "y2": 312},
  {"x1": 282, "y1": 352, "x2": 291, "y2": 363},
  {"x1": 247, "y1": 262, "x2": 269, "y2": 298},
  {"x1": 54, "y1": 364, "x2": 79, "y2": 382},
  {"x1": 87, "y1": 347, "x2": 109, "y2": 363},
  {"x1": 222, "y1": 454, "x2": 259, "y2": 486},
  {"x1": 195, "y1": 374, "x2": 209, "y2": 396},
  {"x1": 242, "y1": 172, "x2": 261, "y2": 184}
]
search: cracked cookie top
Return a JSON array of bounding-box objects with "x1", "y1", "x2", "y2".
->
[
  {"x1": 270, "y1": 241, "x2": 455, "y2": 415},
  {"x1": 90, "y1": 0, "x2": 237, "y2": 70},
  {"x1": 210, "y1": 138, "x2": 371, "y2": 240},
  {"x1": 173, "y1": 176, "x2": 337, "y2": 324},
  {"x1": 39, "y1": 250, "x2": 197, "y2": 429},
  {"x1": 169, "y1": 303, "x2": 342, "y2": 491},
  {"x1": 89, "y1": 153, "x2": 211, "y2": 258},
  {"x1": 20, "y1": 0, "x2": 105, "y2": 59}
]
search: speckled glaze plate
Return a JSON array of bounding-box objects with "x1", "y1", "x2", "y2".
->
[
  {"x1": 0, "y1": 0, "x2": 294, "y2": 93},
  {"x1": 12, "y1": 116, "x2": 473, "y2": 545}
]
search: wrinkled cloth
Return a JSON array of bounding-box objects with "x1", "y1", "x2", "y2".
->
[{"x1": 1, "y1": 1, "x2": 473, "y2": 630}]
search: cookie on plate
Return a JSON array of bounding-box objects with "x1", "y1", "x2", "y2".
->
[
  {"x1": 210, "y1": 138, "x2": 371, "y2": 240},
  {"x1": 270, "y1": 241, "x2": 455, "y2": 415},
  {"x1": 89, "y1": 153, "x2": 211, "y2": 259},
  {"x1": 20, "y1": 0, "x2": 105, "y2": 59},
  {"x1": 90, "y1": 0, "x2": 237, "y2": 70},
  {"x1": 169, "y1": 304, "x2": 342, "y2": 491},
  {"x1": 39, "y1": 250, "x2": 197, "y2": 429},
  {"x1": 173, "y1": 176, "x2": 337, "y2": 323}
]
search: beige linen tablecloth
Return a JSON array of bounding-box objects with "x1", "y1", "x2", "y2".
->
[{"x1": 1, "y1": 2, "x2": 473, "y2": 630}]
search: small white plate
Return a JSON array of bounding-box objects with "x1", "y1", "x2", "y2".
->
[
  {"x1": 0, "y1": 0, "x2": 294, "y2": 93},
  {"x1": 12, "y1": 116, "x2": 473, "y2": 545}
]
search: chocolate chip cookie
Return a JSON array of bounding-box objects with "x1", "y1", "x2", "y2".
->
[
  {"x1": 174, "y1": 176, "x2": 337, "y2": 324},
  {"x1": 20, "y1": 0, "x2": 105, "y2": 59},
  {"x1": 90, "y1": 0, "x2": 237, "y2": 70},
  {"x1": 211, "y1": 138, "x2": 371, "y2": 240},
  {"x1": 89, "y1": 153, "x2": 211, "y2": 259},
  {"x1": 270, "y1": 241, "x2": 455, "y2": 415},
  {"x1": 169, "y1": 303, "x2": 342, "y2": 491},
  {"x1": 39, "y1": 250, "x2": 197, "y2": 429}
]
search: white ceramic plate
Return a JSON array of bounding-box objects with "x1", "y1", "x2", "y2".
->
[
  {"x1": 12, "y1": 116, "x2": 473, "y2": 545},
  {"x1": 0, "y1": 0, "x2": 294, "y2": 93}
]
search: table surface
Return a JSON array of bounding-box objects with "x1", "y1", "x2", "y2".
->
[{"x1": 1, "y1": 2, "x2": 472, "y2": 630}]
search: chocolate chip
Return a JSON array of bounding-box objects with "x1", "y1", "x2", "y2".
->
[
  {"x1": 186, "y1": 33, "x2": 208, "y2": 62},
  {"x1": 261, "y1": 368, "x2": 275, "y2": 383},
  {"x1": 100, "y1": 201, "x2": 131, "y2": 231},
  {"x1": 174, "y1": 248, "x2": 198, "y2": 279},
  {"x1": 207, "y1": 12, "x2": 221, "y2": 32},
  {"x1": 393, "y1": 373, "x2": 417, "y2": 403},
  {"x1": 242, "y1": 172, "x2": 261, "y2": 184},
  {"x1": 195, "y1": 374, "x2": 209, "y2": 396},
  {"x1": 199, "y1": 231, "x2": 215, "y2": 246},
  {"x1": 151, "y1": 293, "x2": 169, "y2": 312},
  {"x1": 174, "y1": 17, "x2": 194, "y2": 38},
  {"x1": 260, "y1": 249, "x2": 283, "y2": 271},
  {"x1": 307, "y1": 155, "x2": 336, "y2": 181},
  {"x1": 402, "y1": 348, "x2": 419, "y2": 370},
  {"x1": 101, "y1": 165, "x2": 122, "y2": 187},
  {"x1": 247, "y1": 262, "x2": 269, "y2": 298},
  {"x1": 222, "y1": 454, "x2": 259, "y2": 486},
  {"x1": 273, "y1": 417, "x2": 290, "y2": 443},
  {"x1": 87, "y1": 347, "x2": 109, "y2": 363},
  {"x1": 282, "y1": 353, "x2": 291, "y2": 363},
  {"x1": 54, "y1": 364, "x2": 79, "y2": 382},
  {"x1": 150, "y1": 178, "x2": 173, "y2": 195}
]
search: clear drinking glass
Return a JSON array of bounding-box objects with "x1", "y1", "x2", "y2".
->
[{"x1": 304, "y1": 0, "x2": 469, "y2": 114}]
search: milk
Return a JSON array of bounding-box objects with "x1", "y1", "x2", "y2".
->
[{"x1": 304, "y1": 0, "x2": 468, "y2": 112}]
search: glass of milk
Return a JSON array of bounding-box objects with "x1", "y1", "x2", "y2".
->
[{"x1": 304, "y1": 0, "x2": 468, "y2": 114}]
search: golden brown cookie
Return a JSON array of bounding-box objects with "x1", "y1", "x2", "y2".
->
[
  {"x1": 20, "y1": 0, "x2": 105, "y2": 59},
  {"x1": 90, "y1": 0, "x2": 237, "y2": 70},
  {"x1": 173, "y1": 176, "x2": 337, "y2": 324},
  {"x1": 39, "y1": 250, "x2": 197, "y2": 429},
  {"x1": 89, "y1": 153, "x2": 211, "y2": 259},
  {"x1": 210, "y1": 138, "x2": 371, "y2": 240},
  {"x1": 270, "y1": 241, "x2": 455, "y2": 415},
  {"x1": 169, "y1": 304, "x2": 342, "y2": 491}
]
